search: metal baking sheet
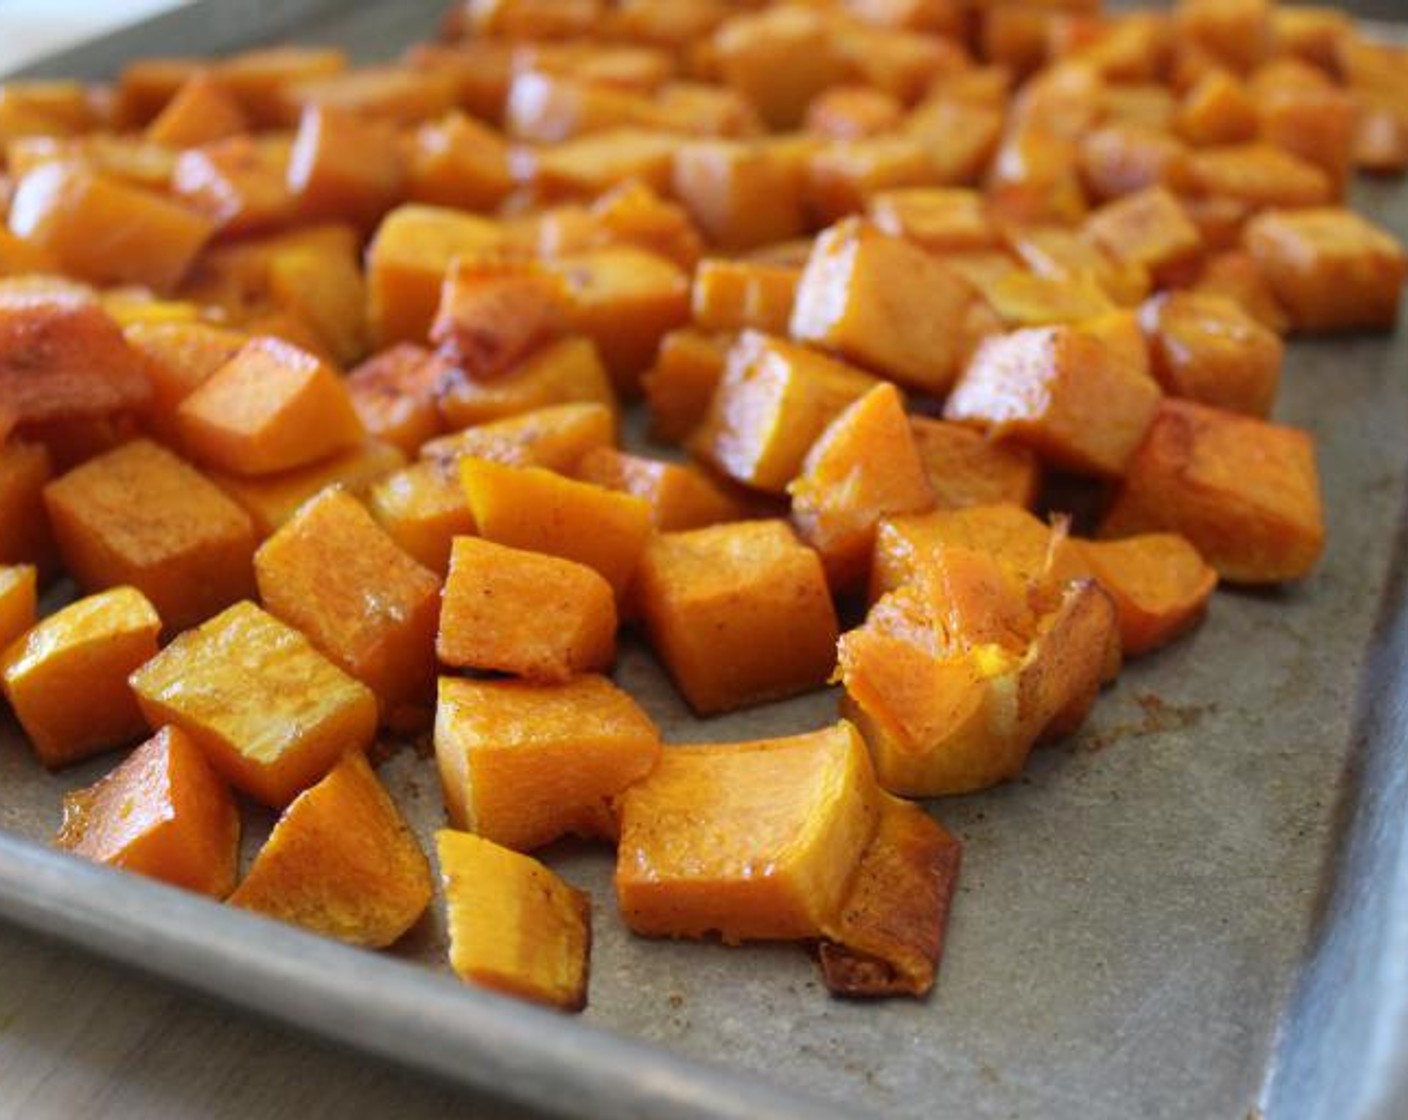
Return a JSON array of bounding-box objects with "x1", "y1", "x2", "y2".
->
[{"x1": 3, "y1": 3, "x2": 1408, "y2": 1118}]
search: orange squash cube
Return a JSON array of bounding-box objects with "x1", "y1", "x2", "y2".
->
[
  {"x1": 1175, "y1": 70, "x2": 1258, "y2": 146},
  {"x1": 670, "y1": 139, "x2": 807, "y2": 251},
  {"x1": 422, "y1": 402, "x2": 615, "y2": 475},
  {"x1": 790, "y1": 218, "x2": 975, "y2": 394},
  {"x1": 435, "y1": 674, "x2": 660, "y2": 849},
  {"x1": 712, "y1": 6, "x2": 848, "y2": 129},
  {"x1": 217, "y1": 45, "x2": 349, "y2": 126},
  {"x1": 1076, "y1": 122, "x2": 1191, "y2": 204},
  {"x1": 1101, "y1": 398, "x2": 1324, "y2": 584},
  {"x1": 1243, "y1": 208, "x2": 1407, "y2": 333},
  {"x1": 55, "y1": 726, "x2": 240, "y2": 898},
  {"x1": 367, "y1": 460, "x2": 474, "y2": 576},
  {"x1": 804, "y1": 135, "x2": 938, "y2": 226},
  {"x1": 346, "y1": 344, "x2": 450, "y2": 456},
  {"x1": 430, "y1": 260, "x2": 569, "y2": 380},
  {"x1": 230, "y1": 751, "x2": 431, "y2": 947},
  {"x1": 690, "y1": 259, "x2": 798, "y2": 335},
  {"x1": 693, "y1": 331, "x2": 878, "y2": 494},
  {"x1": 523, "y1": 128, "x2": 680, "y2": 201},
  {"x1": 805, "y1": 84, "x2": 904, "y2": 140},
  {"x1": 126, "y1": 321, "x2": 249, "y2": 450},
  {"x1": 170, "y1": 135, "x2": 297, "y2": 236},
  {"x1": 909, "y1": 418, "x2": 1042, "y2": 512},
  {"x1": 8, "y1": 162, "x2": 214, "y2": 293},
  {"x1": 1355, "y1": 108, "x2": 1408, "y2": 177},
  {"x1": 437, "y1": 536, "x2": 617, "y2": 681},
  {"x1": 278, "y1": 65, "x2": 456, "y2": 126},
  {"x1": 1185, "y1": 142, "x2": 1332, "y2": 209},
  {"x1": 1, "y1": 586, "x2": 160, "y2": 769},
  {"x1": 437, "y1": 828, "x2": 592, "y2": 1012},
  {"x1": 177, "y1": 337, "x2": 364, "y2": 476},
  {"x1": 615, "y1": 722, "x2": 881, "y2": 941},
  {"x1": 635, "y1": 519, "x2": 838, "y2": 715},
  {"x1": 256, "y1": 488, "x2": 441, "y2": 720},
  {"x1": 406, "y1": 112, "x2": 513, "y2": 212},
  {"x1": 573, "y1": 447, "x2": 742, "y2": 531},
  {"x1": 44, "y1": 439, "x2": 256, "y2": 630},
  {"x1": 1191, "y1": 249, "x2": 1291, "y2": 334},
  {"x1": 944, "y1": 312, "x2": 1162, "y2": 478},
  {"x1": 1139, "y1": 291, "x2": 1283, "y2": 416},
  {"x1": 434, "y1": 336, "x2": 617, "y2": 430},
  {"x1": 867, "y1": 187, "x2": 998, "y2": 254},
  {"x1": 1084, "y1": 186, "x2": 1203, "y2": 287},
  {"x1": 145, "y1": 72, "x2": 249, "y2": 148},
  {"x1": 1175, "y1": 0, "x2": 1271, "y2": 74},
  {"x1": 0, "y1": 565, "x2": 37, "y2": 651},
  {"x1": 1255, "y1": 80, "x2": 1356, "y2": 196},
  {"x1": 286, "y1": 104, "x2": 404, "y2": 228},
  {"x1": 641, "y1": 328, "x2": 729, "y2": 443},
  {"x1": 459, "y1": 457, "x2": 651, "y2": 598},
  {"x1": 905, "y1": 96, "x2": 1005, "y2": 188},
  {"x1": 1073, "y1": 533, "x2": 1217, "y2": 656},
  {"x1": 130, "y1": 600, "x2": 378, "y2": 807},
  {"x1": 0, "y1": 441, "x2": 58, "y2": 576}
]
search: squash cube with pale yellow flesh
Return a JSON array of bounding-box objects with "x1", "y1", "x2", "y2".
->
[
  {"x1": 1139, "y1": 291, "x2": 1283, "y2": 417},
  {"x1": 1243, "y1": 208, "x2": 1407, "y2": 333},
  {"x1": 943, "y1": 312, "x2": 1163, "y2": 478},
  {"x1": 230, "y1": 751, "x2": 431, "y2": 948},
  {"x1": 436, "y1": 674, "x2": 660, "y2": 850},
  {"x1": 790, "y1": 383, "x2": 936, "y2": 591},
  {"x1": 437, "y1": 536, "x2": 617, "y2": 682},
  {"x1": 437, "y1": 828, "x2": 591, "y2": 1012},
  {"x1": 433, "y1": 336, "x2": 617, "y2": 431},
  {"x1": 693, "y1": 331, "x2": 878, "y2": 495},
  {"x1": 255, "y1": 488, "x2": 441, "y2": 722},
  {"x1": 909, "y1": 418, "x2": 1041, "y2": 513},
  {"x1": 429, "y1": 260, "x2": 569, "y2": 381},
  {"x1": 367, "y1": 460, "x2": 474, "y2": 577},
  {"x1": 573, "y1": 448, "x2": 742, "y2": 532},
  {"x1": 459, "y1": 457, "x2": 651, "y2": 599},
  {"x1": 177, "y1": 337, "x2": 364, "y2": 476},
  {"x1": 636, "y1": 520, "x2": 838, "y2": 715},
  {"x1": 790, "y1": 218, "x2": 975, "y2": 395},
  {"x1": 422, "y1": 402, "x2": 616, "y2": 476},
  {"x1": 2, "y1": 587, "x2": 160, "y2": 769},
  {"x1": 130, "y1": 601, "x2": 378, "y2": 808},
  {"x1": 55, "y1": 725, "x2": 239, "y2": 899},
  {"x1": 615, "y1": 722, "x2": 881, "y2": 942},
  {"x1": 44, "y1": 440, "x2": 257, "y2": 632},
  {"x1": 1100, "y1": 399, "x2": 1325, "y2": 585}
]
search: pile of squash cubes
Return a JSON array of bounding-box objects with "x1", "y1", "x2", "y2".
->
[{"x1": 0, "y1": 0, "x2": 1404, "y2": 1012}]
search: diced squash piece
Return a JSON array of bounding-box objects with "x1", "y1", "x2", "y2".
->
[
  {"x1": 671, "y1": 139, "x2": 807, "y2": 251},
  {"x1": 406, "y1": 112, "x2": 513, "y2": 212},
  {"x1": 1243, "y1": 208, "x2": 1407, "y2": 333},
  {"x1": 145, "y1": 73, "x2": 248, "y2": 148},
  {"x1": 170, "y1": 135, "x2": 296, "y2": 236},
  {"x1": 908, "y1": 418, "x2": 1042, "y2": 513},
  {"x1": 1175, "y1": 0, "x2": 1271, "y2": 74},
  {"x1": 694, "y1": 331, "x2": 878, "y2": 494},
  {"x1": 1073, "y1": 533, "x2": 1217, "y2": 656},
  {"x1": 256, "y1": 488, "x2": 440, "y2": 720},
  {"x1": 422, "y1": 402, "x2": 614, "y2": 475},
  {"x1": 1084, "y1": 185, "x2": 1203, "y2": 287},
  {"x1": 985, "y1": 125, "x2": 1087, "y2": 227},
  {"x1": 1076, "y1": 122, "x2": 1190, "y2": 204},
  {"x1": 1184, "y1": 142, "x2": 1332, "y2": 209},
  {"x1": 55, "y1": 725, "x2": 238, "y2": 900},
  {"x1": 0, "y1": 565, "x2": 37, "y2": 651},
  {"x1": 278, "y1": 65, "x2": 456, "y2": 126},
  {"x1": 1002, "y1": 223, "x2": 1150, "y2": 309},
  {"x1": 641, "y1": 328, "x2": 729, "y2": 443},
  {"x1": 117, "y1": 58, "x2": 205, "y2": 124},
  {"x1": 636, "y1": 519, "x2": 838, "y2": 714},
  {"x1": 790, "y1": 383, "x2": 936, "y2": 589},
  {"x1": 1139, "y1": 291, "x2": 1282, "y2": 416},
  {"x1": 943, "y1": 312, "x2": 1162, "y2": 478},
  {"x1": 983, "y1": 271, "x2": 1116, "y2": 328},
  {"x1": 435, "y1": 674, "x2": 659, "y2": 848},
  {"x1": 209, "y1": 439, "x2": 404, "y2": 539},
  {"x1": 0, "y1": 441, "x2": 58, "y2": 575},
  {"x1": 430, "y1": 260, "x2": 569, "y2": 380},
  {"x1": 573, "y1": 448, "x2": 742, "y2": 531},
  {"x1": 230, "y1": 751, "x2": 431, "y2": 947},
  {"x1": 905, "y1": 96, "x2": 1005, "y2": 187},
  {"x1": 0, "y1": 287, "x2": 150, "y2": 425},
  {"x1": 217, "y1": 45, "x2": 349, "y2": 126},
  {"x1": 790, "y1": 218, "x2": 974, "y2": 394},
  {"x1": 437, "y1": 828, "x2": 592, "y2": 1012},
  {"x1": 1, "y1": 587, "x2": 159, "y2": 769},
  {"x1": 817, "y1": 795, "x2": 961, "y2": 998},
  {"x1": 1101, "y1": 398, "x2": 1324, "y2": 584},
  {"x1": 44, "y1": 439, "x2": 255, "y2": 631},
  {"x1": 1175, "y1": 70, "x2": 1258, "y2": 146},
  {"x1": 0, "y1": 226, "x2": 60, "y2": 277},
  {"x1": 459, "y1": 457, "x2": 651, "y2": 598},
  {"x1": 286, "y1": 104, "x2": 404, "y2": 228},
  {"x1": 804, "y1": 135, "x2": 938, "y2": 226},
  {"x1": 868, "y1": 187, "x2": 997, "y2": 253},
  {"x1": 125, "y1": 321, "x2": 248, "y2": 450},
  {"x1": 1255, "y1": 78, "x2": 1355, "y2": 196},
  {"x1": 615, "y1": 721, "x2": 881, "y2": 941},
  {"x1": 712, "y1": 6, "x2": 848, "y2": 129},
  {"x1": 435, "y1": 336, "x2": 616, "y2": 430},
  {"x1": 1191, "y1": 249, "x2": 1290, "y2": 334},
  {"x1": 367, "y1": 460, "x2": 473, "y2": 576},
  {"x1": 691, "y1": 259, "x2": 798, "y2": 335},
  {"x1": 523, "y1": 128, "x2": 679, "y2": 201},
  {"x1": 177, "y1": 337, "x2": 363, "y2": 476},
  {"x1": 346, "y1": 344, "x2": 449, "y2": 456},
  {"x1": 805, "y1": 84, "x2": 904, "y2": 139},
  {"x1": 130, "y1": 600, "x2": 378, "y2": 807}
]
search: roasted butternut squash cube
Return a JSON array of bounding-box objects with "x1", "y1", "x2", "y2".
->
[
  {"x1": 1175, "y1": 70, "x2": 1258, "y2": 146},
  {"x1": 694, "y1": 331, "x2": 878, "y2": 494},
  {"x1": 367, "y1": 460, "x2": 473, "y2": 576},
  {"x1": 670, "y1": 139, "x2": 807, "y2": 251},
  {"x1": 0, "y1": 565, "x2": 37, "y2": 652},
  {"x1": 346, "y1": 343, "x2": 449, "y2": 456},
  {"x1": 218, "y1": 45, "x2": 349, "y2": 126},
  {"x1": 0, "y1": 441, "x2": 58, "y2": 576},
  {"x1": 1084, "y1": 186, "x2": 1203, "y2": 288},
  {"x1": 1076, "y1": 122, "x2": 1190, "y2": 204},
  {"x1": 1, "y1": 586, "x2": 159, "y2": 769},
  {"x1": 1139, "y1": 291, "x2": 1282, "y2": 416},
  {"x1": 983, "y1": 271, "x2": 1117, "y2": 329},
  {"x1": 641, "y1": 328, "x2": 729, "y2": 443},
  {"x1": 905, "y1": 96, "x2": 1005, "y2": 188},
  {"x1": 790, "y1": 218, "x2": 974, "y2": 394},
  {"x1": 1255, "y1": 80, "x2": 1355, "y2": 196},
  {"x1": 1175, "y1": 0, "x2": 1270, "y2": 74},
  {"x1": 523, "y1": 128, "x2": 680, "y2": 201},
  {"x1": 712, "y1": 6, "x2": 849, "y2": 129},
  {"x1": 805, "y1": 84, "x2": 904, "y2": 140},
  {"x1": 230, "y1": 751, "x2": 431, "y2": 947},
  {"x1": 1101, "y1": 399, "x2": 1324, "y2": 584},
  {"x1": 1185, "y1": 142, "x2": 1332, "y2": 209},
  {"x1": 867, "y1": 187, "x2": 998, "y2": 254},
  {"x1": 615, "y1": 722, "x2": 881, "y2": 941},
  {"x1": 908, "y1": 418, "x2": 1041, "y2": 513},
  {"x1": 177, "y1": 337, "x2": 363, "y2": 476},
  {"x1": 8, "y1": 162, "x2": 214, "y2": 293},
  {"x1": 944, "y1": 313, "x2": 1162, "y2": 478},
  {"x1": 691, "y1": 259, "x2": 798, "y2": 335},
  {"x1": 422, "y1": 402, "x2": 615, "y2": 475},
  {"x1": 430, "y1": 260, "x2": 569, "y2": 381},
  {"x1": 279, "y1": 65, "x2": 456, "y2": 127},
  {"x1": 126, "y1": 321, "x2": 248, "y2": 450},
  {"x1": 256, "y1": 488, "x2": 440, "y2": 720},
  {"x1": 573, "y1": 448, "x2": 742, "y2": 531},
  {"x1": 636, "y1": 519, "x2": 838, "y2": 714},
  {"x1": 44, "y1": 439, "x2": 255, "y2": 631},
  {"x1": 117, "y1": 58, "x2": 204, "y2": 125},
  {"x1": 145, "y1": 72, "x2": 248, "y2": 148},
  {"x1": 1243, "y1": 208, "x2": 1407, "y2": 333},
  {"x1": 435, "y1": 336, "x2": 616, "y2": 430},
  {"x1": 804, "y1": 136, "x2": 938, "y2": 226},
  {"x1": 1073, "y1": 533, "x2": 1217, "y2": 656},
  {"x1": 286, "y1": 104, "x2": 404, "y2": 228},
  {"x1": 436, "y1": 674, "x2": 659, "y2": 849},
  {"x1": 170, "y1": 135, "x2": 297, "y2": 236},
  {"x1": 985, "y1": 125, "x2": 1088, "y2": 227},
  {"x1": 1191, "y1": 249, "x2": 1290, "y2": 334},
  {"x1": 130, "y1": 600, "x2": 378, "y2": 807},
  {"x1": 790, "y1": 383, "x2": 935, "y2": 590},
  {"x1": 437, "y1": 828, "x2": 592, "y2": 1012},
  {"x1": 55, "y1": 726, "x2": 239, "y2": 898},
  {"x1": 459, "y1": 457, "x2": 651, "y2": 598},
  {"x1": 406, "y1": 111, "x2": 513, "y2": 212}
]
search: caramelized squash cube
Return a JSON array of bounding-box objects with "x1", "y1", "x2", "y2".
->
[
  {"x1": 690, "y1": 259, "x2": 798, "y2": 335},
  {"x1": 1175, "y1": 70, "x2": 1258, "y2": 147},
  {"x1": 804, "y1": 136, "x2": 938, "y2": 226},
  {"x1": 1191, "y1": 249, "x2": 1290, "y2": 334},
  {"x1": 437, "y1": 828, "x2": 592, "y2": 1012},
  {"x1": 422, "y1": 402, "x2": 615, "y2": 475},
  {"x1": 1140, "y1": 291, "x2": 1282, "y2": 416},
  {"x1": 573, "y1": 448, "x2": 742, "y2": 531},
  {"x1": 430, "y1": 260, "x2": 569, "y2": 380},
  {"x1": 636, "y1": 519, "x2": 838, "y2": 714},
  {"x1": 1175, "y1": 0, "x2": 1271, "y2": 74},
  {"x1": 909, "y1": 418, "x2": 1041, "y2": 513},
  {"x1": 435, "y1": 336, "x2": 616, "y2": 430},
  {"x1": 217, "y1": 45, "x2": 349, "y2": 126},
  {"x1": 130, "y1": 600, "x2": 378, "y2": 807},
  {"x1": 346, "y1": 343, "x2": 449, "y2": 456},
  {"x1": 367, "y1": 460, "x2": 474, "y2": 576},
  {"x1": 1185, "y1": 142, "x2": 1332, "y2": 209},
  {"x1": 126, "y1": 321, "x2": 248, "y2": 450},
  {"x1": 712, "y1": 6, "x2": 849, "y2": 129},
  {"x1": 1101, "y1": 399, "x2": 1324, "y2": 584},
  {"x1": 287, "y1": 104, "x2": 404, "y2": 227},
  {"x1": 523, "y1": 128, "x2": 680, "y2": 201},
  {"x1": 406, "y1": 111, "x2": 513, "y2": 212},
  {"x1": 170, "y1": 135, "x2": 297, "y2": 236},
  {"x1": 615, "y1": 722, "x2": 881, "y2": 941},
  {"x1": 278, "y1": 65, "x2": 456, "y2": 127},
  {"x1": 230, "y1": 751, "x2": 431, "y2": 947},
  {"x1": 435, "y1": 674, "x2": 659, "y2": 849},
  {"x1": 867, "y1": 187, "x2": 998, "y2": 254},
  {"x1": 55, "y1": 726, "x2": 239, "y2": 898},
  {"x1": 671, "y1": 139, "x2": 807, "y2": 251}
]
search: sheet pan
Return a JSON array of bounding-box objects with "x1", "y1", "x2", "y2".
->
[{"x1": 3, "y1": 3, "x2": 1408, "y2": 1117}]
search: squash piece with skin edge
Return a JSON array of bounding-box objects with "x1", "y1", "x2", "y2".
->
[
  {"x1": 55, "y1": 726, "x2": 239, "y2": 899},
  {"x1": 230, "y1": 751, "x2": 431, "y2": 948}
]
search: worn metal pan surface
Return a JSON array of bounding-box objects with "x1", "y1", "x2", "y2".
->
[{"x1": 3, "y1": 3, "x2": 1407, "y2": 1118}]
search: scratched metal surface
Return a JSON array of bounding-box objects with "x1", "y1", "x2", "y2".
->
[{"x1": 2, "y1": 3, "x2": 1407, "y2": 1119}]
